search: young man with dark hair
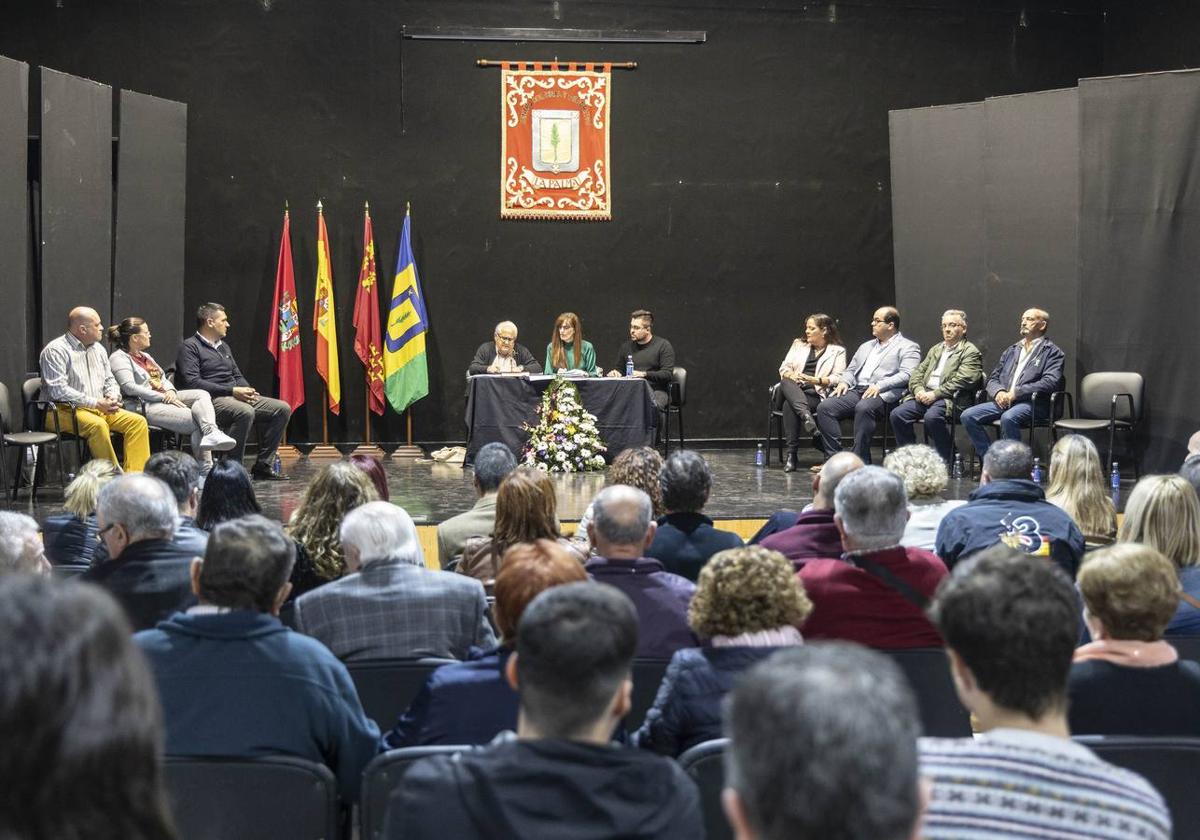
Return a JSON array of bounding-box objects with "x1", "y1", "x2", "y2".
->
[
  {"x1": 608, "y1": 308, "x2": 676, "y2": 411},
  {"x1": 385, "y1": 582, "x2": 702, "y2": 839},
  {"x1": 647, "y1": 449, "x2": 743, "y2": 580},
  {"x1": 920, "y1": 544, "x2": 1170, "y2": 839}
]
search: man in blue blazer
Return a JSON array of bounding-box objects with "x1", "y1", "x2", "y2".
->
[
  {"x1": 815, "y1": 306, "x2": 921, "y2": 465},
  {"x1": 960, "y1": 308, "x2": 1065, "y2": 460}
]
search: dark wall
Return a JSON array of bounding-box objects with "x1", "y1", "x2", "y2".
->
[
  {"x1": 1, "y1": 0, "x2": 1102, "y2": 444},
  {"x1": 1103, "y1": 1, "x2": 1200, "y2": 76}
]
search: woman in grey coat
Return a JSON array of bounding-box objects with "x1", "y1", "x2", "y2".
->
[{"x1": 108, "y1": 317, "x2": 234, "y2": 475}]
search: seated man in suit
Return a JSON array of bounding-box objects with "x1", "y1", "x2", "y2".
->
[
  {"x1": 815, "y1": 306, "x2": 920, "y2": 466},
  {"x1": 467, "y1": 321, "x2": 541, "y2": 375},
  {"x1": 295, "y1": 501, "x2": 495, "y2": 661},
  {"x1": 960, "y1": 307, "x2": 1065, "y2": 460},
  {"x1": 386, "y1": 582, "x2": 703, "y2": 839},
  {"x1": 889, "y1": 309, "x2": 983, "y2": 464}
]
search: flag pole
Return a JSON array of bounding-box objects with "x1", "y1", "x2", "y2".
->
[
  {"x1": 310, "y1": 385, "x2": 341, "y2": 459},
  {"x1": 273, "y1": 199, "x2": 303, "y2": 461},
  {"x1": 389, "y1": 200, "x2": 425, "y2": 460}
]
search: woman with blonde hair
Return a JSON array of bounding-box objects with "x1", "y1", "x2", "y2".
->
[
  {"x1": 1046, "y1": 434, "x2": 1117, "y2": 545},
  {"x1": 1119, "y1": 473, "x2": 1200, "y2": 634},
  {"x1": 632, "y1": 546, "x2": 812, "y2": 756},
  {"x1": 544, "y1": 311, "x2": 598, "y2": 375},
  {"x1": 41, "y1": 459, "x2": 120, "y2": 566},
  {"x1": 287, "y1": 461, "x2": 378, "y2": 587},
  {"x1": 1070, "y1": 543, "x2": 1200, "y2": 735}
]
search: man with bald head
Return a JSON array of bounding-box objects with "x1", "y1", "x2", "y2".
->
[
  {"x1": 759, "y1": 452, "x2": 865, "y2": 569},
  {"x1": 467, "y1": 321, "x2": 542, "y2": 375},
  {"x1": 39, "y1": 306, "x2": 150, "y2": 472},
  {"x1": 960, "y1": 307, "x2": 1065, "y2": 461},
  {"x1": 585, "y1": 484, "x2": 699, "y2": 658}
]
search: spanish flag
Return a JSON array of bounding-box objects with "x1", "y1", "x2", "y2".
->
[
  {"x1": 383, "y1": 205, "x2": 429, "y2": 414},
  {"x1": 314, "y1": 203, "x2": 341, "y2": 414}
]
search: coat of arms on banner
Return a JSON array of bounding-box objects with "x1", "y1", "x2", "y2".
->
[{"x1": 500, "y1": 62, "x2": 612, "y2": 221}]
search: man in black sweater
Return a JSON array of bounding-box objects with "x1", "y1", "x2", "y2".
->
[{"x1": 607, "y1": 308, "x2": 676, "y2": 410}]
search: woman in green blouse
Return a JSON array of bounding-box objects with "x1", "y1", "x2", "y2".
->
[{"x1": 544, "y1": 311, "x2": 599, "y2": 375}]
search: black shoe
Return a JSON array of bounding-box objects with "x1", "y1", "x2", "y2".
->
[
  {"x1": 784, "y1": 451, "x2": 798, "y2": 472},
  {"x1": 251, "y1": 463, "x2": 290, "y2": 481}
]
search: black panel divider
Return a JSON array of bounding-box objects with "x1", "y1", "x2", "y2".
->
[{"x1": 0, "y1": 56, "x2": 29, "y2": 442}]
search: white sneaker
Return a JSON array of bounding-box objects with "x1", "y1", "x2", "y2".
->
[{"x1": 199, "y1": 430, "x2": 238, "y2": 452}]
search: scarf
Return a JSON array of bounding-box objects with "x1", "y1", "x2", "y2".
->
[
  {"x1": 131, "y1": 351, "x2": 166, "y2": 392},
  {"x1": 1073, "y1": 638, "x2": 1178, "y2": 667},
  {"x1": 711, "y1": 625, "x2": 804, "y2": 649}
]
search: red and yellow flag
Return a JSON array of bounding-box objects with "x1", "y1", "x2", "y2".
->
[
  {"x1": 353, "y1": 205, "x2": 385, "y2": 415},
  {"x1": 266, "y1": 207, "x2": 305, "y2": 410},
  {"x1": 313, "y1": 203, "x2": 341, "y2": 414}
]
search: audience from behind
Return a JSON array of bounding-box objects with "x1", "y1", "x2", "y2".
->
[
  {"x1": 575, "y1": 445, "x2": 666, "y2": 551},
  {"x1": 633, "y1": 546, "x2": 811, "y2": 757},
  {"x1": 83, "y1": 474, "x2": 196, "y2": 630},
  {"x1": 1045, "y1": 434, "x2": 1117, "y2": 545},
  {"x1": 384, "y1": 539, "x2": 587, "y2": 749},
  {"x1": 144, "y1": 450, "x2": 208, "y2": 557},
  {"x1": 0, "y1": 575, "x2": 176, "y2": 840},
  {"x1": 458, "y1": 465, "x2": 585, "y2": 584},
  {"x1": 883, "y1": 444, "x2": 965, "y2": 552},
  {"x1": 935, "y1": 439, "x2": 1084, "y2": 578},
  {"x1": 645, "y1": 450, "x2": 743, "y2": 580},
  {"x1": 1181, "y1": 453, "x2": 1200, "y2": 501},
  {"x1": 1070, "y1": 543, "x2": 1200, "y2": 735},
  {"x1": 1118, "y1": 473, "x2": 1200, "y2": 635},
  {"x1": 0, "y1": 512, "x2": 50, "y2": 576},
  {"x1": 295, "y1": 501, "x2": 495, "y2": 660},
  {"x1": 723, "y1": 643, "x2": 924, "y2": 840},
  {"x1": 350, "y1": 453, "x2": 390, "y2": 501},
  {"x1": 920, "y1": 545, "x2": 1170, "y2": 839},
  {"x1": 386, "y1": 582, "x2": 703, "y2": 840},
  {"x1": 799, "y1": 466, "x2": 947, "y2": 648},
  {"x1": 1189, "y1": 430, "x2": 1200, "y2": 457},
  {"x1": 134, "y1": 514, "x2": 379, "y2": 801},
  {"x1": 288, "y1": 460, "x2": 378, "y2": 588},
  {"x1": 757, "y1": 451, "x2": 863, "y2": 563},
  {"x1": 437, "y1": 441, "x2": 517, "y2": 568},
  {"x1": 41, "y1": 459, "x2": 118, "y2": 566},
  {"x1": 195, "y1": 459, "x2": 261, "y2": 530},
  {"x1": 585, "y1": 485, "x2": 699, "y2": 658}
]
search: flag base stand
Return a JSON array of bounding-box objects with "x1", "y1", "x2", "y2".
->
[
  {"x1": 275, "y1": 444, "x2": 303, "y2": 461},
  {"x1": 308, "y1": 445, "x2": 342, "y2": 459},
  {"x1": 390, "y1": 445, "x2": 424, "y2": 460},
  {"x1": 351, "y1": 444, "x2": 385, "y2": 458}
]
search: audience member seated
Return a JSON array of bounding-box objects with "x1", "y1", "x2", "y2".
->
[
  {"x1": 458, "y1": 466, "x2": 585, "y2": 585},
  {"x1": 920, "y1": 545, "x2": 1170, "y2": 839},
  {"x1": 756, "y1": 452, "x2": 863, "y2": 557},
  {"x1": 287, "y1": 460, "x2": 378, "y2": 594},
  {"x1": 437, "y1": 441, "x2": 517, "y2": 568},
  {"x1": 83, "y1": 474, "x2": 197, "y2": 630},
  {"x1": 135, "y1": 514, "x2": 379, "y2": 801},
  {"x1": 1045, "y1": 434, "x2": 1117, "y2": 546},
  {"x1": 775, "y1": 312, "x2": 847, "y2": 472},
  {"x1": 0, "y1": 512, "x2": 50, "y2": 576},
  {"x1": 646, "y1": 450, "x2": 743, "y2": 580},
  {"x1": 723, "y1": 643, "x2": 923, "y2": 840},
  {"x1": 295, "y1": 501, "x2": 495, "y2": 661},
  {"x1": 585, "y1": 485, "x2": 699, "y2": 659},
  {"x1": 0, "y1": 575, "x2": 175, "y2": 840},
  {"x1": 633, "y1": 546, "x2": 810, "y2": 757},
  {"x1": 1118, "y1": 474, "x2": 1200, "y2": 635},
  {"x1": 1183, "y1": 452, "x2": 1200, "y2": 501},
  {"x1": 384, "y1": 539, "x2": 586, "y2": 749},
  {"x1": 350, "y1": 453, "x2": 389, "y2": 501},
  {"x1": 935, "y1": 439, "x2": 1084, "y2": 578},
  {"x1": 1188, "y1": 430, "x2": 1200, "y2": 456},
  {"x1": 467, "y1": 320, "x2": 542, "y2": 375},
  {"x1": 40, "y1": 459, "x2": 117, "y2": 566},
  {"x1": 575, "y1": 445, "x2": 664, "y2": 553},
  {"x1": 883, "y1": 444, "x2": 965, "y2": 552},
  {"x1": 386, "y1": 582, "x2": 703, "y2": 840},
  {"x1": 1069, "y1": 543, "x2": 1200, "y2": 736},
  {"x1": 195, "y1": 458, "x2": 262, "y2": 530},
  {"x1": 799, "y1": 466, "x2": 946, "y2": 648},
  {"x1": 544, "y1": 311, "x2": 599, "y2": 375},
  {"x1": 144, "y1": 450, "x2": 209, "y2": 558}
]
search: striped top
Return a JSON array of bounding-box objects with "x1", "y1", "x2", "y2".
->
[{"x1": 919, "y1": 729, "x2": 1170, "y2": 839}]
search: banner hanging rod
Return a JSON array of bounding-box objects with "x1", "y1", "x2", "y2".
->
[
  {"x1": 476, "y1": 60, "x2": 638, "y2": 69},
  {"x1": 404, "y1": 26, "x2": 705, "y2": 44}
]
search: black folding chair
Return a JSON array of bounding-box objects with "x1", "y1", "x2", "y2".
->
[
  {"x1": 627, "y1": 658, "x2": 671, "y2": 731},
  {"x1": 678, "y1": 738, "x2": 732, "y2": 840},
  {"x1": 1074, "y1": 735, "x2": 1200, "y2": 829},
  {"x1": 360, "y1": 745, "x2": 475, "y2": 840},
  {"x1": 345, "y1": 658, "x2": 456, "y2": 730},
  {"x1": 883, "y1": 648, "x2": 973, "y2": 737}
]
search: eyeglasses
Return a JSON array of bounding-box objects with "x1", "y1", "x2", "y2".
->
[
  {"x1": 96, "y1": 523, "x2": 116, "y2": 543},
  {"x1": 870, "y1": 318, "x2": 887, "y2": 324},
  {"x1": 495, "y1": 335, "x2": 516, "y2": 343}
]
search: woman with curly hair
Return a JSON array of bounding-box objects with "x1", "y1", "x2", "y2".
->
[
  {"x1": 287, "y1": 461, "x2": 378, "y2": 586},
  {"x1": 1046, "y1": 434, "x2": 1117, "y2": 545},
  {"x1": 42, "y1": 459, "x2": 120, "y2": 566},
  {"x1": 883, "y1": 444, "x2": 966, "y2": 552},
  {"x1": 574, "y1": 446, "x2": 665, "y2": 550},
  {"x1": 632, "y1": 546, "x2": 812, "y2": 756}
]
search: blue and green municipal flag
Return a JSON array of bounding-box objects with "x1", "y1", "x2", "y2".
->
[{"x1": 383, "y1": 206, "x2": 429, "y2": 413}]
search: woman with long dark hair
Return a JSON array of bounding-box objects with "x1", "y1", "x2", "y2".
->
[
  {"x1": 776, "y1": 313, "x2": 847, "y2": 472},
  {"x1": 195, "y1": 460, "x2": 262, "y2": 530},
  {"x1": 544, "y1": 311, "x2": 598, "y2": 375}
]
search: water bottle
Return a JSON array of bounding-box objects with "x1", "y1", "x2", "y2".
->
[
  {"x1": 1031, "y1": 457, "x2": 1042, "y2": 484},
  {"x1": 952, "y1": 453, "x2": 963, "y2": 480},
  {"x1": 755, "y1": 443, "x2": 765, "y2": 468},
  {"x1": 1110, "y1": 462, "x2": 1120, "y2": 492},
  {"x1": 625, "y1": 355, "x2": 634, "y2": 377},
  {"x1": 273, "y1": 454, "x2": 282, "y2": 475}
]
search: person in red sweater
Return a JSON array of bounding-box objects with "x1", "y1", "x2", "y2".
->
[{"x1": 799, "y1": 466, "x2": 947, "y2": 648}]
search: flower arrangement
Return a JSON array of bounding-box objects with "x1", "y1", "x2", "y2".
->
[{"x1": 521, "y1": 377, "x2": 607, "y2": 472}]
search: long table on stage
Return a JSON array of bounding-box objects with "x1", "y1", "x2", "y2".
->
[{"x1": 465, "y1": 375, "x2": 658, "y2": 463}]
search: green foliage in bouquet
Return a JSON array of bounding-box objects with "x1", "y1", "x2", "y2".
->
[{"x1": 521, "y1": 377, "x2": 607, "y2": 472}]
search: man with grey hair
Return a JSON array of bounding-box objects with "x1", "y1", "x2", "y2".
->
[
  {"x1": 799, "y1": 466, "x2": 947, "y2": 648},
  {"x1": 723, "y1": 643, "x2": 926, "y2": 840},
  {"x1": 1181, "y1": 453, "x2": 1200, "y2": 503},
  {"x1": 889, "y1": 309, "x2": 983, "y2": 463},
  {"x1": 467, "y1": 320, "x2": 541, "y2": 375},
  {"x1": 83, "y1": 473, "x2": 197, "y2": 630},
  {"x1": 935, "y1": 439, "x2": 1084, "y2": 577},
  {"x1": 585, "y1": 484, "x2": 698, "y2": 658},
  {"x1": 438, "y1": 441, "x2": 518, "y2": 567},
  {"x1": 295, "y1": 501, "x2": 495, "y2": 660},
  {"x1": 134, "y1": 514, "x2": 379, "y2": 801},
  {"x1": 0, "y1": 512, "x2": 49, "y2": 575},
  {"x1": 759, "y1": 451, "x2": 864, "y2": 568}
]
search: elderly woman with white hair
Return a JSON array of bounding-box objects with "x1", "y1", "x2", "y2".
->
[
  {"x1": 883, "y1": 444, "x2": 966, "y2": 552},
  {"x1": 0, "y1": 512, "x2": 50, "y2": 576},
  {"x1": 293, "y1": 501, "x2": 496, "y2": 661}
]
